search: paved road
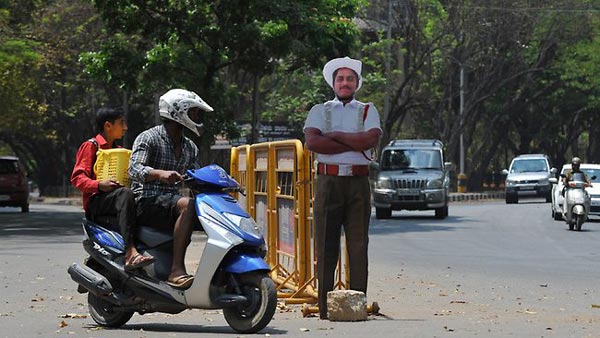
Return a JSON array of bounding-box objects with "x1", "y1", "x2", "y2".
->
[{"x1": 1, "y1": 199, "x2": 600, "y2": 337}]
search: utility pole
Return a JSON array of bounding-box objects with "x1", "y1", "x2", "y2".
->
[
  {"x1": 456, "y1": 30, "x2": 467, "y2": 193},
  {"x1": 383, "y1": 0, "x2": 393, "y2": 138},
  {"x1": 459, "y1": 64, "x2": 465, "y2": 176}
]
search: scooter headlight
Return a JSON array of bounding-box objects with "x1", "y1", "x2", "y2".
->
[
  {"x1": 198, "y1": 202, "x2": 243, "y2": 244},
  {"x1": 224, "y1": 213, "x2": 264, "y2": 239}
]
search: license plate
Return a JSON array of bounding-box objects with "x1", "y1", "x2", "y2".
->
[
  {"x1": 592, "y1": 200, "x2": 600, "y2": 206},
  {"x1": 520, "y1": 186, "x2": 534, "y2": 190},
  {"x1": 397, "y1": 189, "x2": 420, "y2": 196},
  {"x1": 0, "y1": 195, "x2": 9, "y2": 201}
]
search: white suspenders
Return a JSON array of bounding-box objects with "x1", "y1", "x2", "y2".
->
[
  {"x1": 323, "y1": 102, "x2": 366, "y2": 133},
  {"x1": 322, "y1": 102, "x2": 375, "y2": 161}
]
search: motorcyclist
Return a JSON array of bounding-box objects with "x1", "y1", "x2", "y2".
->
[
  {"x1": 128, "y1": 88, "x2": 213, "y2": 289},
  {"x1": 562, "y1": 157, "x2": 592, "y2": 196}
]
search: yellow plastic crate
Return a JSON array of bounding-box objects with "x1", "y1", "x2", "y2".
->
[{"x1": 94, "y1": 148, "x2": 132, "y2": 187}]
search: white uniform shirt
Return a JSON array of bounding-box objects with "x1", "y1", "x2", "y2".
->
[{"x1": 303, "y1": 97, "x2": 382, "y2": 165}]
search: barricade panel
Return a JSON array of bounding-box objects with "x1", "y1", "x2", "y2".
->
[
  {"x1": 272, "y1": 146, "x2": 299, "y2": 293},
  {"x1": 251, "y1": 147, "x2": 270, "y2": 240},
  {"x1": 230, "y1": 145, "x2": 249, "y2": 211}
]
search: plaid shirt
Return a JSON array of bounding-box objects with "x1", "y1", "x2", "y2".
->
[{"x1": 129, "y1": 124, "x2": 199, "y2": 200}]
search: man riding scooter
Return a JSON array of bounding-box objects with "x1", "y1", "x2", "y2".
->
[
  {"x1": 562, "y1": 157, "x2": 593, "y2": 230},
  {"x1": 562, "y1": 157, "x2": 591, "y2": 195},
  {"x1": 128, "y1": 89, "x2": 212, "y2": 289}
]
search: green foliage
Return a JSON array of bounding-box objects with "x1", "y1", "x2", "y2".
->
[
  {"x1": 0, "y1": 35, "x2": 44, "y2": 134},
  {"x1": 261, "y1": 64, "x2": 330, "y2": 133},
  {"x1": 83, "y1": 0, "x2": 364, "y2": 149},
  {"x1": 80, "y1": 33, "x2": 145, "y2": 89},
  {"x1": 6, "y1": 0, "x2": 600, "y2": 193},
  {"x1": 0, "y1": 39, "x2": 40, "y2": 64}
]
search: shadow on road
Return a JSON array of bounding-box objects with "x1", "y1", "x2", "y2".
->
[
  {"x1": 371, "y1": 216, "x2": 466, "y2": 234},
  {"x1": 564, "y1": 228, "x2": 597, "y2": 233},
  {"x1": 96, "y1": 323, "x2": 288, "y2": 335},
  {"x1": 0, "y1": 206, "x2": 83, "y2": 242}
]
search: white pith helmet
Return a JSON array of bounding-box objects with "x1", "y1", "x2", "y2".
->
[{"x1": 322, "y1": 56, "x2": 362, "y2": 91}]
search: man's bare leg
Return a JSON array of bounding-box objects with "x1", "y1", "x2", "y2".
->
[{"x1": 168, "y1": 197, "x2": 195, "y2": 281}]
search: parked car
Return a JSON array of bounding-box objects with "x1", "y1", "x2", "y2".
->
[
  {"x1": 502, "y1": 154, "x2": 556, "y2": 204},
  {"x1": 371, "y1": 139, "x2": 450, "y2": 219},
  {"x1": 550, "y1": 163, "x2": 600, "y2": 220},
  {"x1": 0, "y1": 156, "x2": 30, "y2": 212}
]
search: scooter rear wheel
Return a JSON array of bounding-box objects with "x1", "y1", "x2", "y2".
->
[
  {"x1": 223, "y1": 272, "x2": 277, "y2": 334},
  {"x1": 88, "y1": 293, "x2": 133, "y2": 327}
]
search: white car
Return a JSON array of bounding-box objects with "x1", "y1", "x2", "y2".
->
[
  {"x1": 550, "y1": 163, "x2": 600, "y2": 220},
  {"x1": 502, "y1": 154, "x2": 556, "y2": 204}
]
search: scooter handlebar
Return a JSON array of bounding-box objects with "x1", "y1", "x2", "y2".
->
[
  {"x1": 176, "y1": 174, "x2": 245, "y2": 194},
  {"x1": 567, "y1": 181, "x2": 591, "y2": 188}
]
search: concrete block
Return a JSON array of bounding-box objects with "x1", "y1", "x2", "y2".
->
[{"x1": 327, "y1": 290, "x2": 368, "y2": 321}]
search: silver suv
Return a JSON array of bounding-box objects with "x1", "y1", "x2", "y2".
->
[
  {"x1": 371, "y1": 140, "x2": 450, "y2": 219},
  {"x1": 502, "y1": 154, "x2": 556, "y2": 204}
]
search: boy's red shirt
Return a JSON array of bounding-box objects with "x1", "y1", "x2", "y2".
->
[{"x1": 70, "y1": 134, "x2": 112, "y2": 211}]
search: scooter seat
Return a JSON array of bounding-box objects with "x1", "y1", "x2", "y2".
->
[{"x1": 137, "y1": 226, "x2": 173, "y2": 248}]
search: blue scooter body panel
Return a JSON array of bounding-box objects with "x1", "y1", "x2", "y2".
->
[
  {"x1": 196, "y1": 192, "x2": 248, "y2": 217},
  {"x1": 187, "y1": 165, "x2": 238, "y2": 188},
  {"x1": 84, "y1": 220, "x2": 125, "y2": 253},
  {"x1": 223, "y1": 253, "x2": 270, "y2": 274},
  {"x1": 196, "y1": 193, "x2": 265, "y2": 247}
]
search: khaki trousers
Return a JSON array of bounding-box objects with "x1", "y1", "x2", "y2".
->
[{"x1": 314, "y1": 174, "x2": 371, "y2": 317}]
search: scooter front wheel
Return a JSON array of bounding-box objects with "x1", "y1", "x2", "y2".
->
[
  {"x1": 576, "y1": 215, "x2": 584, "y2": 231},
  {"x1": 88, "y1": 293, "x2": 133, "y2": 327},
  {"x1": 223, "y1": 272, "x2": 277, "y2": 334}
]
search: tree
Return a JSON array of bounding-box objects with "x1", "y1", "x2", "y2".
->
[
  {"x1": 0, "y1": 0, "x2": 109, "y2": 194},
  {"x1": 367, "y1": 0, "x2": 600, "y2": 189},
  {"x1": 86, "y1": 0, "x2": 365, "y2": 164}
]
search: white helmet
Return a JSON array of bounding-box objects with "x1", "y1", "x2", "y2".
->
[{"x1": 158, "y1": 89, "x2": 214, "y2": 136}]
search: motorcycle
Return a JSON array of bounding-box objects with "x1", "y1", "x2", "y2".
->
[
  {"x1": 67, "y1": 165, "x2": 277, "y2": 333},
  {"x1": 562, "y1": 172, "x2": 593, "y2": 231}
]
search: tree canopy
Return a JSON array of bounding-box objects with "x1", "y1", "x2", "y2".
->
[{"x1": 2, "y1": 0, "x2": 600, "y2": 193}]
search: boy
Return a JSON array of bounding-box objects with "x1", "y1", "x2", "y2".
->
[{"x1": 71, "y1": 107, "x2": 154, "y2": 270}]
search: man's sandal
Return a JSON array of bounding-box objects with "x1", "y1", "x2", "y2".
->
[
  {"x1": 124, "y1": 253, "x2": 155, "y2": 271},
  {"x1": 167, "y1": 274, "x2": 194, "y2": 289}
]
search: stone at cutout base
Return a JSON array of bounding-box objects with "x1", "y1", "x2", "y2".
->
[{"x1": 326, "y1": 290, "x2": 368, "y2": 321}]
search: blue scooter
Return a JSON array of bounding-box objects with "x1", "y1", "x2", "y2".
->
[{"x1": 68, "y1": 165, "x2": 276, "y2": 333}]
